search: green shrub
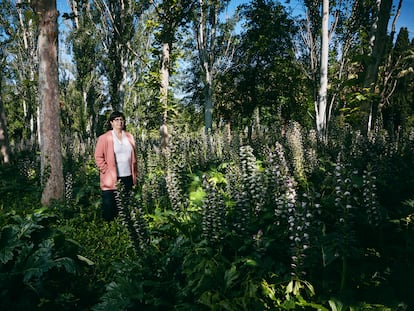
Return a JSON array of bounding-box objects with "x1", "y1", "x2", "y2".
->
[{"x1": 0, "y1": 209, "x2": 89, "y2": 310}]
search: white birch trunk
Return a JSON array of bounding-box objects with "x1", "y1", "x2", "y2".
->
[
  {"x1": 17, "y1": 0, "x2": 37, "y2": 144},
  {"x1": 316, "y1": 0, "x2": 329, "y2": 140},
  {"x1": 160, "y1": 41, "x2": 170, "y2": 150},
  {"x1": 160, "y1": 42, "x2": 170, "y2": 117}
]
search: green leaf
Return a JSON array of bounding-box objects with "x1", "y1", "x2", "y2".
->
[
  {"x1": 261, "y1": 279, "x2": 277, "y2": 301},
  {"x1": 328, "y1": 298, "x2": 344, "y2": 311},
  {"x1": 189, "y1": 186, "x2": 205, "y2": 206},
  {"x1": 0, "y1": 247, "x2": 14, "y2": 264},
  {"x1": 55, "y1": 257, "x2": 77, "y2": 274},
  {"x1": 77, "y1": 254, "x2": 95, "y2": 266},
  {"x1": 224, "y1": 265, "x2": 238, "y2": 289},
  {"x1": 241, "y1": 258, "x2": 258, "y2": 267},
  {"x1": 0, "y1": 226, "x2": 19, "y2": 264}
]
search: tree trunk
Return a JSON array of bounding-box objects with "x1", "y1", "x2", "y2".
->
[
  {"x1": 34, "y1": 0, "x2": 64, "y2": 206},
  {"x1": 0, "y1": 85, "x2": 11, "y2": 164},
  {"x1": 376, "y1": 0, "x2": 402, "y2": 120},
  {"x1": 204, "y1": 70, "x2": 213, "y2": 134},
  {"x1": 160, "y1": 41, "x2": 170, "y2": 150},
  {"x1": 0, "y1": 48, "x2": 10, "y2": 163},
  {"x1": 316, "y1": 0, "x2": 329, "y2": 141},
  {"x1": 197, "y1": 0, "x2": 217, "y2": 133},
  {"x1": 17, "y1": 1, "x2": 38, "y2": 145},
  {"x1": 363, "y1": 0, "x2": 393, "y2": 133}
]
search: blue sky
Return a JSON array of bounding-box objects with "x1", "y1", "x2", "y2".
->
[
  {"x1": 57, "y1": 0, "x2": 414, "y2": 38},
  {"x1": 226, "y1": 0, "x2": 414, "y2": 39},
  {"x1": 395, "y1": 0, "x2": 414, "y2": 38}
]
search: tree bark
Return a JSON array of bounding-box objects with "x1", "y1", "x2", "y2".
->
[
  {"x1": 316, "y1": 0, "x2": 329, "y2": 141},
  {"x1": 0, "y1": 85, "x2": 11, "y2": 164},
  {"x1": 160, "y1": 41, "x2": 170, "y2": 113},
  {"x1": 204, "y1": 70, "x2": 213, "y2": 134},
  {"x1": 160, "y1": 41, "x2": 170, "y2": 151},
  {"x1": 376, "y1": 0, "x2": 402, "y2": 123},
  {"x1": 197, "y1": 0, "x2": 217, "y2": 133},
  {"x1": 0, "y1": 47, "x2": 10, "y2": 163},
  {"x1": 17, "y1": 0, "x2": 38, "y2": 145},
  {"x1": 363, "y1": 0, "x2": 393, "y2": 133},
  {"x1": 34, "y1": 0, "x2": 64, "y2": 206}
]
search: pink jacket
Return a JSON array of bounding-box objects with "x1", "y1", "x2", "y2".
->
[{"x1": 94, "y1": 130, "x2": 137, "y2": 190}]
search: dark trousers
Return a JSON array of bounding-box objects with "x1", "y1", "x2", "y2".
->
[{"x1": 101, "y1": 175, "x2": 133, "y2": 221}]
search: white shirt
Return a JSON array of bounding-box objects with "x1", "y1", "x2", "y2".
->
[{"x1": 112, "y1": 130, "x2": 132, "y2": 177}]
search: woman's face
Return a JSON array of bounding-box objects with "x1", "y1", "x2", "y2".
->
[{"x1": 110, "y1": 117, "x2": 124, "y2": 130}]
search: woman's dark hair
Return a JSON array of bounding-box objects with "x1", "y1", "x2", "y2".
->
[{"x1": 106, "y1": 111, "x2": 126, "y2": 130}]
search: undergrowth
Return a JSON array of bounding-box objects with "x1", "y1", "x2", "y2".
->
[{"x1": 1, "y1": 126, "x2": 414, "y2": 310}]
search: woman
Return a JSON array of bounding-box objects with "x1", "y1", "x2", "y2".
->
[{"x1": 94, "y1": 111, "x2": 137, "y2": 221}]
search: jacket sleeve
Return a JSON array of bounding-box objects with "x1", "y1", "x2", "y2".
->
[{"x1": 94, "y1": 135, "x2": 108, "y2": 174}]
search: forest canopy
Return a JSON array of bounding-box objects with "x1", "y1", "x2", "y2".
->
[
  {"x1": 0, "y1": 0, "x2": 412, "y2": 153},
  {"x1": 0, "y1": 0, "x2": 414, "y2": 310}
]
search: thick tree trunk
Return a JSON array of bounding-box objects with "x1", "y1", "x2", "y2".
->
[{"x1": 35, "y1": 0, "x2": 64, "y2": 206}]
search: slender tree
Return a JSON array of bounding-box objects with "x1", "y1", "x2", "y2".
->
[
  {"x1": 0, "y1": 4, "x2": 12, "y2": 164},
  {"x1": 65, "y1": 0, "x2": 101, "y2": 142},
  {"x1": 0, "y1": 0, "x2": 39, "y2": 146},
  {"x1": 0, "y1": 49, "x2": 11, "y2": 164},
  {"x1": 152, "y1": 0, "x2": 195, "y2": 149},
  {"x1": 363, "y1": 0, "x2": 393, "y2": 133},
  {"x1": 195, "y1": 0, "x2": 234, "y2": 133},
  {"x1": 316, "y1": 0, "x2": 329, "y2": 140},
  {"x1": 32, "y1": 0, "x2": 64, "y2": 206},
  {"x1": 298, "y1": 0, "x2": 342, "y2": 140},
  {"x1": 373, "y1": 0, "x2": 404, "y2": 132},
  {"x1": 64, "y1": 0, "x2": 153, "y2": 138},
  {"x1": 93, "y1": 0, "x2": 140, "y2": 112},
  {"x1": 197, "y1": 0, "x2": 216, "y2": 133}
]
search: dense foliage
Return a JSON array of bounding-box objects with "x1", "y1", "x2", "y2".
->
[{"x1": 1, "y1": 124, "x2": 414, "y2": 310}]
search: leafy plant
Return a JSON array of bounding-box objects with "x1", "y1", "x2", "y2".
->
[{"x1": 0, "y1": 209, "x2": 87, "y2": 310}]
